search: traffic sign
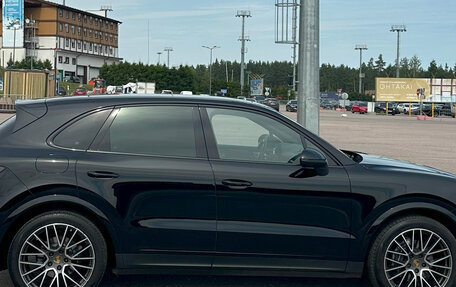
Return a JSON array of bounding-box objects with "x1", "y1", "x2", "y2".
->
[{"x1": 341, "y1": 93, "x2": 349, "y2": 100}]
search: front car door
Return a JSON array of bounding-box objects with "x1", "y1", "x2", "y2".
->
[
  {"x1": 201, "y1": 106, "x2": 352, "y2": 272},
  {"x1": 75, "y1": 105, "x2": 216, "y2": 269}
]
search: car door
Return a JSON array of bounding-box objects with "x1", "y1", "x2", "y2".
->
[
  {"x1": 201, "y1": 106, "x2": 352, "y2": 271},
  {"x1": 76, "y1": 105, "x2": 216, "y2": 268}
]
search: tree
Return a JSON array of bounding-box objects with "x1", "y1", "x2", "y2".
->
[
  {"x1": 375, "y1": 54, "x2": 386, "y2": 72},
  {"x1": 409, "y1": 55, "x2": 423, "y2": 78}
]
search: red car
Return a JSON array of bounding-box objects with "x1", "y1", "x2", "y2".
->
[
  {"x1": 351, "y1": 102, "x2": 368, "y2": 114},
  {"x1": 73, "y1": 87, "x2": 88, "y2": 96}
]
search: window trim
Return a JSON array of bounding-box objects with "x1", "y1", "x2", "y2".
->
[
  {"x1": 48, "y1": 108, "x2": 114, "y2": 152},
  {"x1": 88, "y1": 105, "x2": 207, "y2": 159},
  {"x1": 199, "y1": 106, "x2": 339, "y2": 166}
]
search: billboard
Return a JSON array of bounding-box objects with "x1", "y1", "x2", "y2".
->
[
  {"x1": 3, "y1": 0, "x2": 24, "y2": 48},
  {"x1": 250, "y1": 78, "x2": 264, "y2": 96},
  {"x1": 376, "y1": 78, "x2": 430, "y2": 102}
]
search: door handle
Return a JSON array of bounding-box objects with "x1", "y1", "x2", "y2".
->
[
  {"x1": 87, "y1": 171, "x2": 119, "y2": 179},
  {"x1": 222, "y1": 179, "x2": 253, "y2": 190}
]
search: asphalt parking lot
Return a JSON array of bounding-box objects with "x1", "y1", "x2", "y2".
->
[{"x1": 0, "y1": 108, "x2": 454, "y2": 286}]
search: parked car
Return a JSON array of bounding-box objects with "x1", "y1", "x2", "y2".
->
[
  {"x1": 56, "y1": 86, "x2": 66, "y2": 96},
  {"x1": 254, "y1": 95, "x2": 266, "y2": 103},
  {"x1": 1, "y1": 95, "x2": 456, "y2": 287},
  {"x1": 286, "y1": 100, "x2": 298, "y2": 112},
  {"x1": 73, "y1": 87, "x2": 87, "y2": 96},
  {"x1": 180, "y1": 91, "x2": 193, "y2": 95},
  {"x1": 351, "y1": 102, "x2": 368, "y2": 114},
  {"x1": 161, "y1": 90, "x2": 173, "y2": 94},
  {"x1": 63, "y1": 75, "x2": 81, "y2": 83},
  {"x1": 438, "y1": 103, "x2": 456, "y2": 117},
  {"x1": 262, "y1": 98, "x2": 280, "y2": 111},
  {"x1": 375, "y1": 102, "x2": 398, "y2": 115},
  {"x1": 398, "y1": 103, "x2": 421, "y2": 114},
  {"x1": 246, "y1": 98, "x2": 257, "y2": 103},
  {"x1": 237, "y1": 96, "x2": 247, "y2": 100}
]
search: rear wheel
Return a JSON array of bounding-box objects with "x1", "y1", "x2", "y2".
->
[
  {"x1": 367, "y1": 216, "x2": 456, "y2": 287},
  {"x1": 8, "y1": 211, "x2": 107, "y2": 287}
]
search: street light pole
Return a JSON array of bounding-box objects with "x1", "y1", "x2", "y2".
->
[
  {"x1": 390, "y1": 25, "x2": 406, "y2": 78},
  {"x1": 202, "y1": 45, "x2": 220, "y2": 96},
  {"x1": 355, "y1": 44, "x2": 368, "y2": 94},
  {"x1": 236, "y1": 10, "x2": 251, "y2": 96},
  {"x1": 13, "y1": 27, "x2": 17, "y2": 63},
  {"x1": 164, "y1": 47, "x2": 173, "y2": 68},
  {"x1": 297, "y1": 0, "x2": 320, "y2": 135},
  {"x1": 157, "y1": 52, "x2": 162, "y2": 65}
]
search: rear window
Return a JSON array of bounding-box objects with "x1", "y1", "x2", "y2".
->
[{"x1": 53, "y1": 109, "x2": 112, "y2": 150}]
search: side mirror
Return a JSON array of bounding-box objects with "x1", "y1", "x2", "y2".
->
[{"x1": 300, "y1": 148, "x2": 329, "y2": 176}]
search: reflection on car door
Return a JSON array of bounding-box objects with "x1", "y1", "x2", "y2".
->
[
  {"x1": 76, "y1": 105, "x2": 216, "y2": 268},
  {"x1": 201, "y1": 107, "x2": 352, "y2": 272}
]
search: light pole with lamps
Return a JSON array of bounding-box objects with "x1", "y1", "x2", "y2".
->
[
  {"x1": 202, "y1": 45, "x2": 220, "y2": 96},
  {"x1": 355, "y1": 44, "x2": 368, "y2": 94},
  {"x1": 12, "y1": 24, "x2": 21, "y2": 64},
  {"x1": 390, "y1": 25, "x2": 407, "y2": 78}
]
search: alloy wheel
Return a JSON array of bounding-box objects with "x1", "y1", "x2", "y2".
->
[
  {"x1": 384, "y1": 228, "x2": 452, "y2": 287},
  {"x1": 18, "y1": 223, "x2": 95, "y2": 287}
]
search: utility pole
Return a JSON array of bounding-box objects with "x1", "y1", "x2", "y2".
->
[
  {"x1": 236, "y1": 10, "x2": 251, "y2": 96},
  {"x1": 390, "y1": 25, "x2": 406, "y2": 78},
  {"x1": 292, "y1": 2, "x2": 298, "y2": 92},
  {"x1": 297, "y1": 0, "x2": 320, "y2": 135},
  {"x1": 147, "y1": 20, "x2": 150, "y2": 65},
  {"x1": 157, "y1": 52, "x2": 162, "y2": 65},
  {"x1": 355, "y1": 45, "x2": 368, "y2": 94},
  {"x1": 164, "y1": 47, "x2": 173, "y2": 68},
  {"x1": 202, "y1": 45, "x2": 220, "y2": 96}
]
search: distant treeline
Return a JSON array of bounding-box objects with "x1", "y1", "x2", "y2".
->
[{"x1": 99, "y1": 55, "x2": 456, "y2": 99}]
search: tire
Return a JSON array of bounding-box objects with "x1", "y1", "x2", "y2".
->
[
  {"x1": 8, "y1": 211, "x2": 107, "y2": 287},
  {"x1": 367, "y1": 215, "x2": 456, "y2": 287}
]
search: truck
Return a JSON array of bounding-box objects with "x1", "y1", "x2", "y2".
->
[{"x1": 136, "y1": 82, "x2": 156, "y2": 94}]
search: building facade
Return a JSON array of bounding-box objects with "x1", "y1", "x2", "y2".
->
[{"x1": 0, "y1": 0, "x2": 121, "y2": 84}]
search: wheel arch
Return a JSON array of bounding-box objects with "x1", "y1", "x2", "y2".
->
[
  {"x1": 0, "y1": 185, "x2": 119, "y2": 271},
  {"x1": 361, "y1": 195, "x2": 456, "y2": 265}
]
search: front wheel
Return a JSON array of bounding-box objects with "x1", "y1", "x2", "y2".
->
[
  {"x1": 8, "y1": 211, "x2": 107, "y2": 287},
  {"x1": 367, "y1": 216, "x2": 456, "y2": 287}
]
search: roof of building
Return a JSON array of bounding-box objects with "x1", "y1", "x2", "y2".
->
[{"x1": 22, "y1": 0, "x2": 122, "y2": 23}]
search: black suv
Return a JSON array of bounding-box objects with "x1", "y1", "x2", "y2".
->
[{"x1": 0, "y1": 96, "x2": 455, "y2": 287}]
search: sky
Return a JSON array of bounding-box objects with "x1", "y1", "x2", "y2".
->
[{"x1": 51, "y1": 0, "x2": 456, "y2": 69}]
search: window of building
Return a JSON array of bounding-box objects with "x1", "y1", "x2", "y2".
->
[
  {"x1": 89, "y1": 43, "x2": 93, "y2": 51},
  {"x1": 84, "y1": 28, "x2": 87, "y2": 37},
  {"x1": 94, "y1": 106, "x2": 197, "y2": 158},
  {"x1": 78, "y1": 13, "x2": 82, "y2": 22},
  {"x1": 72, "y1": 40, "x2": 75, "y2": 49},
  {"x1": 59, "y1": 9, "x2": 63, "y2": 17},
  {"x1": 65, "y1": 10, "x2": 69, "y2": 19},
  {"x1": 65, "y1": 38, "x2": 69, "y2": 48},
  {"x1": 105, "y1": 46, "x2": 108, "y2": 54},
  {"x1": 78, "y1": 27, "x2": 81, "y2": 36},
  {"x1": 83, "y1": 42, "x2": 87, "y2": 50},
  {"x1": 58, "y1": 56, "x2": 63, "y2": 63},
  {"x1": 109, "y1": 47, "x2": 113, "y2": 55},
  {"x1": 110, "y1": 23, "x2": 113, "y2": 30},
  {"x1": 78, "y1": 41, "x2": 81, "y2": 49},
  {"x1": 110, "y1": 35, "x2": 113, "y2": 42},
  {"x1": 114, "y1": 36, "x2": 117, "y2": 43},
  {"x1": 105, "y1": 21, "x2": 108, "y2": 29},
  {"x1": 94, "y1": 45, "x2": 98, "y2": 53},
  {"x1": 94, "y1": 31, "x2": 98, "y2": 39},
  {"x1": 54, "y1": 110, "x2": 112, "y2": 151},
  {"x1": 71, "y1": 26, "x2": 75, "y2": 34},
  {"x1": 65, "y1": 57, "x2": 70, "y2": 64},
  {"x1": 89, "y1": 16, "x2": 93, "y2": 24},
  {"x1": 72, "y1": 58, "x2": 76, "y2": 65},
  {"x1": 99, "y1": 32, "x2": 103, "y2": 39},
  {"x1": 64, "y1": 24, "x2": 68, "y2": 33},
  {"x1": 59, "y1": 23, "x2": 63, "y2": 32},
  {"x1": 72, "y1": 12, "x2": 76, "y2": 20},
  {"x1": 84, "y1": 15, "x2": 87, "y2": 23},
  {"x1": 89, "y1": 29, "x2": 93, "y2": 37},
  {"x1": 95, "y1": 18, "x2": 98, "y2": 26}
]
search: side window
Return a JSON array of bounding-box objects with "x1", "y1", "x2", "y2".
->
[
  {"x1": 206, "y1": 108, "x2": 324, "y2": 164},
  {"x1": 53, "y1": 109, "x2": 112, "y2": 150},
  {"x1": 95, "y1": 106, "x2": 197, "y2": 158}
]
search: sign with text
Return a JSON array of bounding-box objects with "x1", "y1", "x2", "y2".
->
[
  {"x1": 376, "y1": 78, "x2": 430, "y2": 102},
  {"x1": 2, "y1": 0, "x2": 24, "y2": 48},
  {"x1": 250, "y1": 78, "x2": 264, "y2": 96}
]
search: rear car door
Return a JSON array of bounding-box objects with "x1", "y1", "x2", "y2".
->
[
  {"x1": 201, "y1": 106, "x2": 352, "y2": 272},
  {"x1": 75, "y1": 105, "x2": 216, "y2": 268}
]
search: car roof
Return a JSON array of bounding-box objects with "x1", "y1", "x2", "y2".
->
[{"x1": 42, "y1": 94, "x2": 269, "y2": 111}]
